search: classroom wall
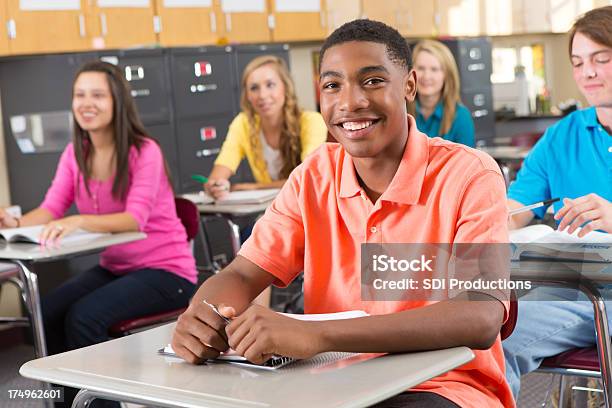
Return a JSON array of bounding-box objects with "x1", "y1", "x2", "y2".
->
[{"x1": 490, "y1": 33, "x2": 587, "y2": 108}]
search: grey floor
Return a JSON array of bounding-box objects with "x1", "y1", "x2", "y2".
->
[{"x1": 0, "y1": 340, "x2": 600, "y2": 407}]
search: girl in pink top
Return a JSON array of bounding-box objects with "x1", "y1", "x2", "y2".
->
[{"x1": 0, "y1": 62, "x2": 196, "y2": 402}]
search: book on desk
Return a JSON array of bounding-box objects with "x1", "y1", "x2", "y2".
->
[
  {"x1": 159, "y1": 310, "x2": 368, "y2": 370},
  {"x1": 510, "y1": 224, "x2": 612, "y2": 263},
  {"x1": 182, "y1": 188, "x2": 280, "y2": 206},
  {"x1": 0, "y1": 225, "x2": 109, "y2": 245}
]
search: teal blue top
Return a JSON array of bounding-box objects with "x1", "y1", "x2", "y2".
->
[
  {"x1": 508, "y1": 107, "x2": 612, "y2": 220},
  {"x1": 415, "y1": 101, "x2": 475, "y2": 147}
]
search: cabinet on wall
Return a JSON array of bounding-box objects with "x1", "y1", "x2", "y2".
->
[
  {"x1": 6, "y1": 0, "x2": 89, "y2": 55},
  {"x1": 324, "y1": 0, "x2": 360, "y2": 34},
  {"x1": 270, "y1": 0, "x2": 327, "y2": 42},
  {"x1": 511, "y1": 0, "x2": 594, "y2": 34},
  {"x1": 0, "y1": 2, "x2": 9, "y2": 55},
  {"x1": 153, "y1": 0, "x2": 220, "y2": 46},
  {"x1": 87, "y1": 1, "x2": 157, "y2": 49},
  {"x1": 435, "y1": 0, "x2": 482, "y2": 36},
  {"x1": 397, "y1": 0, "x2": 436, "y2": 38},
  {"x1": 218, "y1": 0, "x2": 271, "y2": 43}
]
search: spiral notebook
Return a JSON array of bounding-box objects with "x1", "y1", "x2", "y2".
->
[{"x1": 158, "y1": 310, "x2": 368, "y2": 370}]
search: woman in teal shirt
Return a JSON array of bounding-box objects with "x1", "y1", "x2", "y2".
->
[{"x1": 408, "y1": 40, "x2": 475, "y2": 147}]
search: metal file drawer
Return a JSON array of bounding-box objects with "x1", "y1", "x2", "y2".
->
[
  {"x1": 170, "y1": 47, "x2": 236, "y2": 120},
  {"x1": 461, "y1": 88, "x2": 496, "y2": 145},
  {"x1": 443, "y1": 38, "x2": 493, "y2": 93},
  {"x1": 97, "y1": 49, "x2": 172, "y2": 125},
  {"x1": 145, "y1": 122, "x2": 180, "y2": 190},
  {"x1": 175, "y1": 113, "x2": 234, "y2": 193}
]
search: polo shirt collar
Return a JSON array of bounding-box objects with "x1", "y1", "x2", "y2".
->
[
  {"x1": 583, "y1": 106, "x2": 599, "y2": 129},
  {"x1": 338, "y1": 115, "x2": 428, "y2": 205}
]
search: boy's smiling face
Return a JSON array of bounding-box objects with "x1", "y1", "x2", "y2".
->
[{"x1": 319, "y1": 41, "x2": 416, "y2": 160}]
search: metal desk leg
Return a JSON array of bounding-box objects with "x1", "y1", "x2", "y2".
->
[
  {"x1": 15, "y1": 260, "x2": 48, "y2": 358},
  {"x1": 580, "y1": 281, "x2": 612, "y2": 408}
]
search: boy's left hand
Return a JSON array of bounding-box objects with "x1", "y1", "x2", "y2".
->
[{"x1": 225, "y1": 305, "x2": 325, "y2": 364}]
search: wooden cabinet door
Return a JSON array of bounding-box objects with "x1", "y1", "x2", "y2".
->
[
  {"x1": 271, "y1": 0, "x2": 327, "y2": 41},
  {"x1": 0, "y1": 2, "x2": 9, "y2": 55},
  {"x1": 6, "y1": 0, "x2": 89, "y2": 54},
  {"x1": 435, "y1": 0, "x2": 482, "y2": 36},
  {"x1": 550, "y1": 0, "x2": 593, "y2": 33},
  {"x1": 398, "y1": 0, "x2": 436, "y2": 38},
  {"x1": 362, "y1": 0, "x2": 399, "y2": 29},
  {"x1": 324, "y1": 0, "x2": 360, "y2": 34},
  {"x1": 153, "y1": 0, "x2": 220, "y2": 46},
  {"x1": 218, "y1": 0, "x2": 271, "y2": 43},
  {"x1": 517, "y1": 0, "x2": 551, "y2": 33},
  {"x1": 482, "y1": 0, "x2": 513, "y2": 36},
  {"x1": 88, "y1": 0, "x2": 156, "y2": 49}
]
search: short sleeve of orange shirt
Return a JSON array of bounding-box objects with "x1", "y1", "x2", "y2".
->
[{"x1": 239, "y1": 115, "x2": 514, "y2": 408}]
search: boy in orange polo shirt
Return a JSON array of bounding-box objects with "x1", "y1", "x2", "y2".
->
[{"x1": 172, "y1": 19, "x2": 513, "y2": 408}]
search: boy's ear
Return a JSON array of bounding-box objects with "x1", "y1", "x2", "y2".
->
[{"x1": 404, "y1": 69, "x2": 417, "y2": 103}]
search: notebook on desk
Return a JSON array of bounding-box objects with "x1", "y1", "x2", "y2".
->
[
  {"x1": 509, "y1": 225, "x2": 612, "y2": 263},
  {"x1": 182, "y1": 189, "x2": 280, "y2": 206},
  {"x1": 0, "y1": 225, "x2": 109, "y2": 245},
  {"x1": 159, "y1": 310, "x2": 368, "y2": 370}
]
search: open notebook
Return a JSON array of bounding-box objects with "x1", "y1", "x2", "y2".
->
[
  {"x1": 0, "y1": 225, "x2": 109, "y2": 245},
  {"x1": 159, "y1": 310, "x2": 368, "y2": 370},
  {"x1": 509, "y1": 225, "x2": 612, "y2": 263},
  {"x1": 182, "y1": 189, "x2": 280, "y2": 206}
]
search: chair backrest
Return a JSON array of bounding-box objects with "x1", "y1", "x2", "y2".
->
[
  {"x1": 174, "y1": 197, "x2": 200, "y2": 242},
  {"x1": 500, "y1": 290, "x2": 518, "y2": 340}
]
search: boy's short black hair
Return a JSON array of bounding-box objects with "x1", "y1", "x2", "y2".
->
[{"x1": 319, "y1": 19, "x2": 411, "y2": 71}]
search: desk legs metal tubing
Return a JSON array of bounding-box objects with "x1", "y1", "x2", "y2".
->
[
  {"x1": 72, "y1": 389, "x2": 183, "y2": 408},
  {"x1": 15, "y1": 260, "x2": 48, "y2": 358},
  {"x1": 579, "y1": 281, "x2": 612, "y2": 408}
]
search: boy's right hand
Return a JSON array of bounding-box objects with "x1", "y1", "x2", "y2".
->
[
  {"x1": 171, "y1": 300, "x2": 233, "y2": 364},
  {"x1": 0, "y1": 208, "x2": 19, "y2": 228},
  {"x1": 204, "y1": 179, "x2": 231, "y2": 200}
]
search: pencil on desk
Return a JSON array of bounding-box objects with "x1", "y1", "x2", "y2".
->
[{"x1": 509, "y1": 198, "x2": 560, "y2": 216}]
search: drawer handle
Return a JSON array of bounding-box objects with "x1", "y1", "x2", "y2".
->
[
  {"x1": 472, "y1": 109, "x2": 489, "y2": 118},
  {"x1": 467, "y1": 63, "x2": 486, "y2": 72},
  {"x1": 190, "y1": 84, "x2": 218, "y2": 93},
  {"x1": 196, "y1": 148, "x2": 221, "y2": 158},
  {"x1": 131, "y1": 89, "x2": 150, "y2": 97}
]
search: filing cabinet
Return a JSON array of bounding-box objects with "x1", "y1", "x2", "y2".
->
[
  {"x1": 169, "y1": 46, "x2": 236, "y2": 120},
  {"x1": 174, "y1": 113, "x2": 235, "y2": 193},
  {"x1": 441, "y1": 37, "x2": 496, "y2": 146},
  {"x1": 0, "y1": 53, "x2": 95, "y2": 211}
]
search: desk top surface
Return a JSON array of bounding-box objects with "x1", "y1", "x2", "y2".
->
[
  {"x1": 0, "y1": 232, "x2": 146, "y2": 261},
  {"x1": 21, "y1": 322, "x2": 474, "y2": 408},
  {"x1": 512, "y1": 261, "x2": 612, "y2": 284},
  {"x1": 478, "y1": 146, "x2": 530, "y2": 160},
  {"x1": 197, "y1": 201, "x2": 271, "y2": 215}
]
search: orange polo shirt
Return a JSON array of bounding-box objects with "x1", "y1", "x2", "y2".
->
[{"x1": 239, "y1": 115, "x2": 514, "y2": 408}]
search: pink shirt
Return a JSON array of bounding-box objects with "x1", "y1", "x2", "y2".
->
[{"x1": 41, "y1": 139, "x2": 197, "y2": 284}]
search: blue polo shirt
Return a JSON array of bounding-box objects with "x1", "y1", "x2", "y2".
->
[
  {"x1": 508, "y1": 107, "x2": 612, "y2": 219},
  {"x1": 415, "y1": 101, "x2": 475, "y2": 147}
]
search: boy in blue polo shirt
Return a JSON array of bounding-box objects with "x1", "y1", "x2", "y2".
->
[{"x1": 503, "y1": 5, "x2": 612, "y2": 399}]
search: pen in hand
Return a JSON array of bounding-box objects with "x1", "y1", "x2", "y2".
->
[
  {"x1": 509, "y1": 198, "x2": 560, "y2": 216},
  {"x1": 202, "y1": 299, "x2": 231, "y2": 324}
]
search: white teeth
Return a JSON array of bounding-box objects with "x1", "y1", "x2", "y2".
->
[{"x1": 342, "y1": 120, "x2": 373, "y2": 131}]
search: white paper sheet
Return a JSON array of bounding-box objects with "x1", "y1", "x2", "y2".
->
[
  {"x1": 221, "y1": 0, "x2": 265, "y2": 13},
  {"x1": 275, "y1": 0, "x2": 320, "y2": 13},
  {"x1": 163, "y1": 0, "x2": 212, "y2": 7},
  {"x1": 97, "y1": 0, "x2": 150, "y2": 8},
  {"x1": 20, "y1": 0, "x2": 80, "y2": 11}
]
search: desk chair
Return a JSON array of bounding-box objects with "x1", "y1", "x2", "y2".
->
[
  {"x1": 0, "y1": 262, "x2": 30, "y2": 330},
  {"x1": 537, "y1": 347, "x2": 604, "y2": 407},
  {"x1": 108, "y1": 197, "x2": 211, "y2": 336}
]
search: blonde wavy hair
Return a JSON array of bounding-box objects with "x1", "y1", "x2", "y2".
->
[
  {"x1": 408, "y1": 40, "x2": 461, "y2": 136},
  {"x1": 240, "y1": 55, "x2": 303, "y2": 180}
]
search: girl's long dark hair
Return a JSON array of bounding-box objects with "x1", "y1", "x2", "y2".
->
[{"x1": 72, "y1": 60, "x2": 162, "y2": 200}]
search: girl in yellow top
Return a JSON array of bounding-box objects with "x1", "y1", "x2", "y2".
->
[{"x1": 205, "y1": 55, "x2": 328, "y2": 198}]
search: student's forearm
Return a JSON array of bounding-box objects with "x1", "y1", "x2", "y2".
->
[
  {"x1": 508, "y1": 199, "x2": 533, "y2": 230},
  {"x1": 74, "y1": 213, "x2": 139, "y2": 233},
  {"x1": 209, "y1": 165, "x2": 233, "y2": 181},
  {"x1": 316, "y1": 298, "x2": 504, "y2": 353},
  {"x1": 190, "y1": 256, "x2": 275, "y2": 314},
  {"x1": 233, "y1": 179, "x2": 287, "y2": 191},
  {"x1": 19, "y1": 208, "x2": 55, "y2": 227}
]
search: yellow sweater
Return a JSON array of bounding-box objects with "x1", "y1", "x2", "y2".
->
[{"x1": 214, "y1": 111, "x2": 328, "y2": 183}]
